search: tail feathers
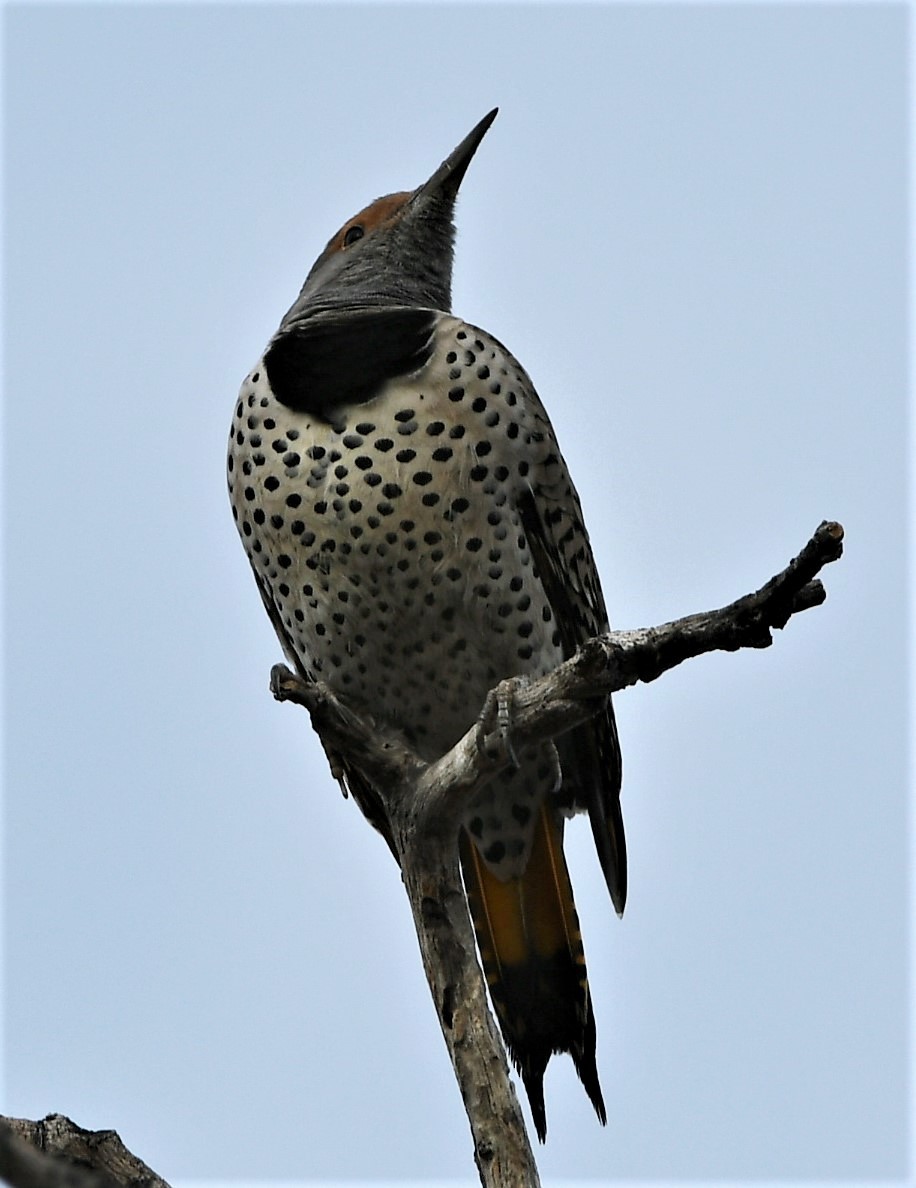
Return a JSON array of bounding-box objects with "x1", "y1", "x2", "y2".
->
[{"x1": 459, "y1": 804, "x2": 605, "y2": 1141}]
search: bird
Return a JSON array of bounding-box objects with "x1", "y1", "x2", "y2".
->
[{"x1": 227, "y1": 108, "x2": 626, "y2": 1142}]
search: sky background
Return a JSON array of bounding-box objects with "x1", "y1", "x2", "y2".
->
[{"x1": 2, "y1": 3, "x2": 910, "y2": 1185}]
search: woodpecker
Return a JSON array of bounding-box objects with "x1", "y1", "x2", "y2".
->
[{"x1": 228, "y1": 109, "x2": 626, "y2": 1141}]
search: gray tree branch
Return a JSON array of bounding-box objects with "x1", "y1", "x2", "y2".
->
[
  {"x1": 0, "y1": 1115, "x2": 169, "y2": 1188},
  {"x1": 269, "y1": 519, "x2": 844, "y2": 1187},
  {"x1": 5, "y1": 524, "x2": 842, "y2": 1188}
]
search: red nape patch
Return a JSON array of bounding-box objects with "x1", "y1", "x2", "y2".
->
[{"x1": 331, "y1": 191, "x2": 413, "y2": 254}]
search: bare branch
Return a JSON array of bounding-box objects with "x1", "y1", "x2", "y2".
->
[
  {"x1": 265, "y1": 521, "x2": 842, "y2": 1186},
  {"x1": 8, "y1": 526, "x2": 840, "y2": 1188},
  {"x1": 0, "y1": 1115, "x2": 170, "y2": 1188}
]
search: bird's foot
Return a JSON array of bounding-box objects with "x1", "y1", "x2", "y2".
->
[{"x1": 477, "y1": 676, "x2": 529, "y2": 770}]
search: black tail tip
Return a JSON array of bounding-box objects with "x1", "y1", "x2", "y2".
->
[
  {"x1": 522, "y1": 1069, "x2": 548, "y2": 1143},
  {"x1": 523, "y1": 1060, "x2": 605, "y2": 1141},
  {"x1": 574, "y1": 1048, "x2": 607, "y2": 1128}
]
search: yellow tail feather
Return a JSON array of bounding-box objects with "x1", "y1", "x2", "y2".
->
[{"x1": 459, "y1": 803, "x2": 604, "y2": 1141}]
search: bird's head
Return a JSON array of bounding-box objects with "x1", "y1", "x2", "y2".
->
[{"x1": 283, "y1": 108, "x2": 498, "y2": 324}]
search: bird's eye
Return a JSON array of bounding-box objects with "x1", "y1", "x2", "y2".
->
[{"x1": 343, "y1": 225, "x2": 365, "y2": 248}]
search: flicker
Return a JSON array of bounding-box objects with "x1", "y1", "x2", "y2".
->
[{"x1": 227, "y1": 109, "x2": 626, "y2": 1141}]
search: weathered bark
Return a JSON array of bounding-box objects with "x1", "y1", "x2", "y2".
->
[
  {"x1": 7, "y1": 524, "x2": 842, "y2": 1188},
  {"x1": 270, "y1": 519, "x2": 844, "y2": 1187},
  {"x1": 0, "y1": 1114, "x2": 169, "y2": 1188}
]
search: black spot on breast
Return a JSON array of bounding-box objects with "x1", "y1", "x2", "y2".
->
[{"x1": 511, "y1": 804, "x2": 531, "y2": 827}]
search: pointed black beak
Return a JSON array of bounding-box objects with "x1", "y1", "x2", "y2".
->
[{"x1": 414, "y1": 108, "x2": 498, "y2": 203}]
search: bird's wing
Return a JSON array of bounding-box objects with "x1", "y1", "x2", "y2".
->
[{"x1": 466, "y1": 320, "x2": 627, "y2": 914}]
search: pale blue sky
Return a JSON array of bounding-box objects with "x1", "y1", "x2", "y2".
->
[{"x1": 3, "y1": 3, "x2": 909, "y2": 1183}]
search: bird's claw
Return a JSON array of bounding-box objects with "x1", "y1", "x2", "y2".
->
[{"x1": 477, "y1": 676, "x2": 528, "y2": 769}]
